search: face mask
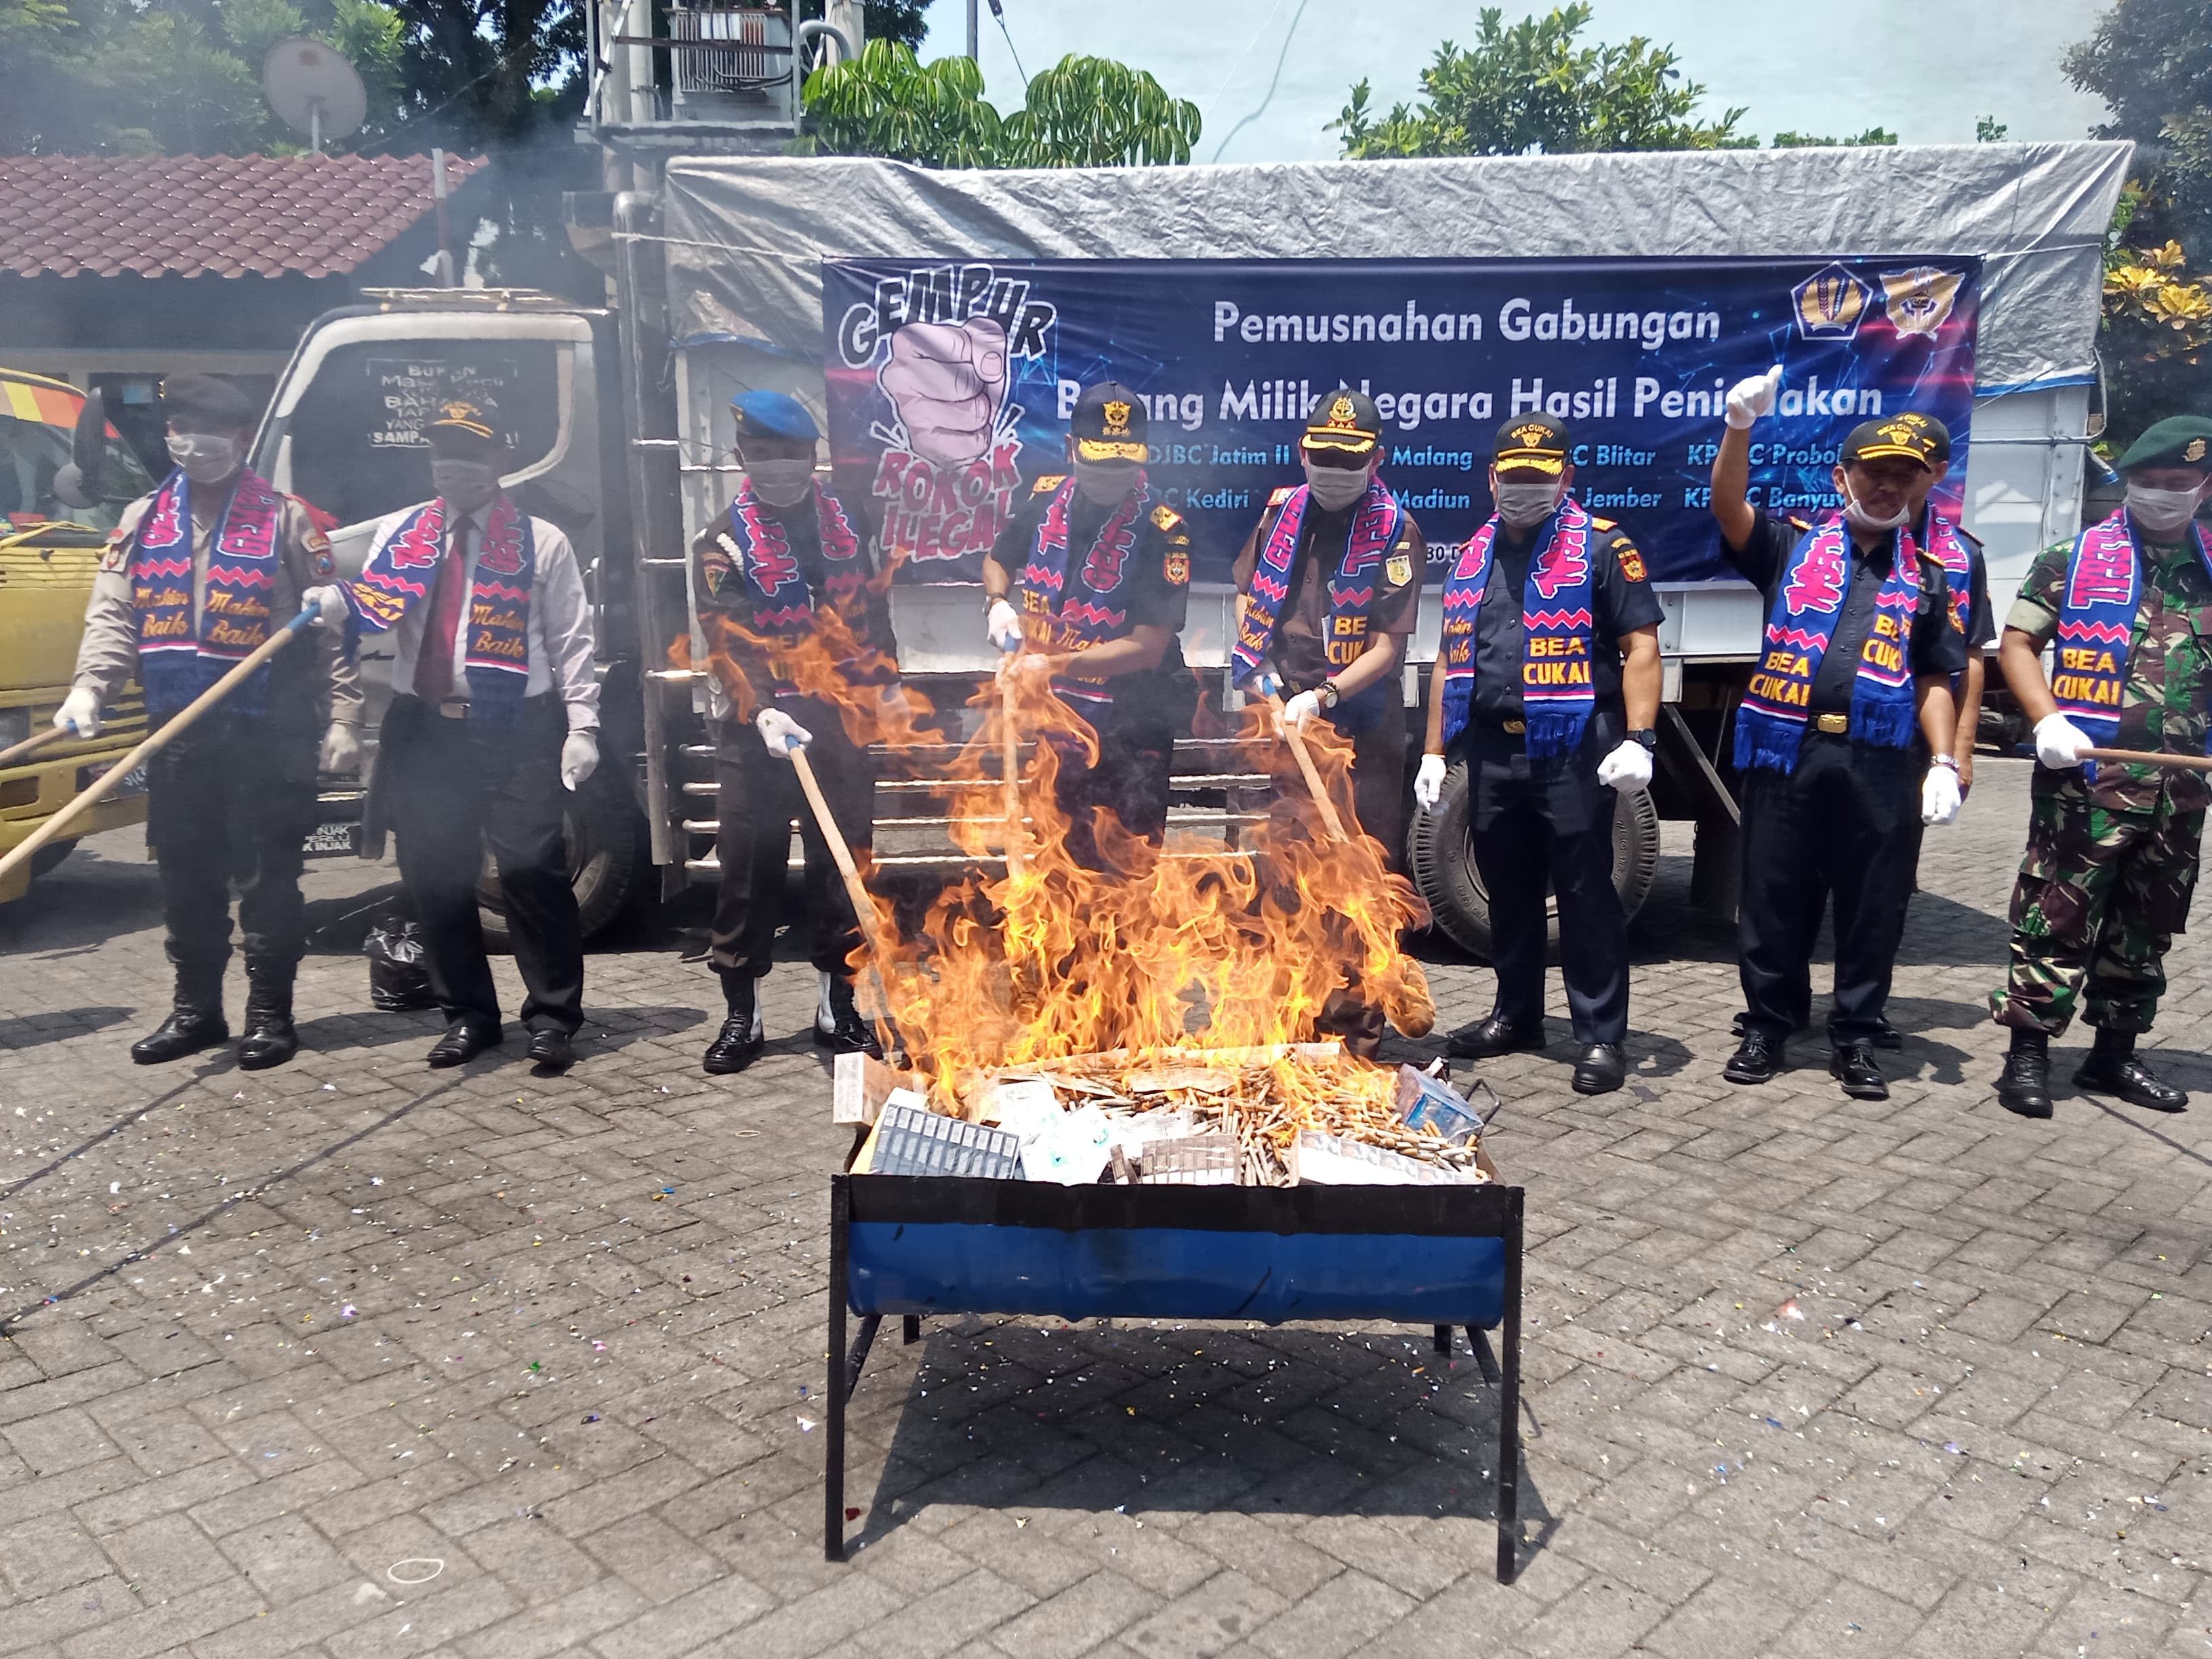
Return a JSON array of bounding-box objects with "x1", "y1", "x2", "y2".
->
[
  {"x1": 1494, "y1": 480, "x2": 1562, "y2": 531},
  {"x1": 1843, "y1": 494, "x2": 1910, "y2": 533},
  {"x1": 1303, "y1": 462, "x2": 1372, "y2": 511},
  {"x1": 165, "y1": 432, "x2": 239, "y2": 485},
  {"x1": 1073, "y1": 459, "x2": 1141, "y2": 506},
  {"x1": 746, "y1": 457, "x2": 817, "y2": 507},
  {"x1": 430, "y1": 459, "x2": 501, "y2": 513},
  {"x1": 2127, "y1": 481, "x2": 2209, "y2": 539}
]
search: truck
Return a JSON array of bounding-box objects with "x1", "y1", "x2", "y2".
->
[{"x1": 52, "y1": 15, "x2": 2133, "y2": 956}]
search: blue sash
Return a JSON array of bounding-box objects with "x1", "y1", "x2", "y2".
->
[
  {"x1": 2053, "y1": 508, "x2": 2212, "y2": 779},
  {"x1": 1232, "y1": 478, "x2": 1403, "y2": 728},
  {"x1": 1437, "y1": 500, "x2": 1601, "y2": 757},
  {"x1": 1015, "y1": 474, "x2": 1149, "y2": 708},
  {"x1": 718, "y1": 479, "x2": 887, "y2": 697},
  {"x1": 342, "y1": 495, "x2": 536, "y2": 725},
  {"x1": 129, "y1": 468, "x2": 284, "y2": 718}
]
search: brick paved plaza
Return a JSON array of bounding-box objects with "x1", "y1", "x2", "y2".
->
[{"x1": 3, "y1": 754, "x2": 2210, "y2": 1658}]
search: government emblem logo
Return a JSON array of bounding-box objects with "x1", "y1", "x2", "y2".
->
[
  {"x1": 1328, "y1": 394, "x2": 1357, "y2": 426},
  {"x1": 1103, "y1": 399, "x2": 1132, "y2": 436},
  {"x1": 1386, "y1": 552, "x2": 1413, "y2": 586},
  {"x1": 2188, "y1": 438, "x2": 2208, "y2": 463},
  {"x1": 1880, "y1": 266, "x2": 1963, "y2": 337},
  {"x1": 1791, "y1": 263, "x2": 1871, "y2": 341},
  {"x1": 1164, "y1": 548, "x2": 1189, "y2": 584}
]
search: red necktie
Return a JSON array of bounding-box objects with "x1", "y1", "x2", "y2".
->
[{"x1": 413, "y1": 519, "x2": 470, "y2": 701}]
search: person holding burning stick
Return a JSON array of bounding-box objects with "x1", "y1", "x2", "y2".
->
[
  {"x1": 691, "y1": 390, "x2": 899, "y2": 1074},
  {"x1": 982, "y1": 382, "x2": 1194, "y2": 877}
]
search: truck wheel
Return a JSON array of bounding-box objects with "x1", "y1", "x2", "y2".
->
[
  {"x1": 1404, "y1": 757, "x2": 1662, "y2": 958},
  {"x1": 476, "y1": 771, "x2": 650, "y2": 952}
]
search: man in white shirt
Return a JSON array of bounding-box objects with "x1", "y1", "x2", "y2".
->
[{"x1": 303, "y1": 401, "x2": 600, "y2": 1071}]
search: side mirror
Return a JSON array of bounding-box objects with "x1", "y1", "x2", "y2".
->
[{"x1": 53, "y1": 390, "x2": 108, "y2": 508}]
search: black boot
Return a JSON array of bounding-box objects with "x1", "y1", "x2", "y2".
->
[
  {"x1": 2074, "y1": 1029, "x2": 2189, "y2": 1113},
  {"x1": 703, "y1": 972, "x2": 765, "y2": 1075},
  {"x1": 131, "y1": 964, "x2": 228, "y2": 1065},
  {"x1": 236, "y1": 961, "x2": 299, "y2": 1071},
  {"x1": 814, "y1": 972, "x2": 882, "y2": 1057},
  {"x1": 1994, "y1": 1028, "x2": 2053, "y2": 1119},
  {"x1": 1829, "y1": 1039, "x2": 1888, "y2": 1101}
]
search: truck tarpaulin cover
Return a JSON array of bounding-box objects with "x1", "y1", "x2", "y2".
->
[
  {"x1": 818, "y1": 255, "x2": 1979, "y2": 584},
  {"x1": 659, "y1": 141, "x2": 2131, "y2": 580}
]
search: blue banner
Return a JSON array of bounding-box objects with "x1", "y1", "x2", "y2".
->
[{"x1": 822, "y1": 255, "x2": 1980, "y2": 586}]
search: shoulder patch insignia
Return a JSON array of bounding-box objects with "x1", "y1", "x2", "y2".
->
[
  {"x1": 1267, "y1": 485, "x2": 1296, "y2": 507},
  {"x1": 1164, "y1": 548, "x2": 1190, "y2": 586},
  {"x1": 1591, "y1": 516, "x2": 1618, "y2": 531},
  {"x1": 99, "y1": 529, "x2": 129, "y2": 572},
  {"x1": 1615, "y1": 541, "x2": 1647, "y2": 583},
  {"x1": 1031, "y1": 474, "x2": 1067, "y2": 496},
  {"x1": 1385, "y1": 551, "x2": 1414, "y2": 587},
  {"x1": 1151, "y1": 503, "x2": 1183, "y2": 532}
]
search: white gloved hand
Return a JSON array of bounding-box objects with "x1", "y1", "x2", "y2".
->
[
  {"x1": 560, "y1": 730, "x2": 599, "y2": 792},
  {"x1": 1595, "y1": 738, "x2": 1654, "y2": 794},
  {"x1": 319, "y1": 722, "x2": 361, "y2": 775},
  {"x1": 2034, "y1": 711, "x2": 2093, "y2": 770},
  {"x1": 1249, "y1": 669, "x2": 1282, "y2": 703},
  {"x1": 1414, "y1": 753, "x2": 1448, "y2": 813},
  {"x1": 1921, "y1": 764, "x2": 1963, "y2": 826},
  {"x1": 1724, "y1": 364, "x2": 1784, "y2": 430},
  {"x1": 756, "y1": 707, "x2": 812, "y2": 759},
  {"x1": 54, "y1": 687, "x2": 101, "y2": 739},
  {"x1": 986, "y1": 598, "x2": 1023, "y2": 653},
  {"x1": 1279, "y1": 689, "x2": 1322, "y2": 733},
  {"x1": 300, "y1": 583, "x2": 350, "y2": 629}
]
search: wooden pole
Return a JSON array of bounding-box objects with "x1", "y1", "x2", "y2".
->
[
  {"x1": 2081, "y1": 747, "x2": 2212, "y2": 773},
  {"x1": 0, "y1": 613, "x2": 312, "y2": 890},
  {"x1": 0, "y1": 726, "x2": 70, "y2": 771},
  {"x1": 999, "y1": 674, "x2": 1026, "y2": 880},
  {"x1": 789, "y1": 745, "x2": 902, "y2": 1037},
  {"x1": 1266, "y1": 694, "x2": 1348, "y2": 842}
]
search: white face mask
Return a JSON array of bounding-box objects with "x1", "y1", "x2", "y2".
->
[
  {"x1": 1843, "y1": 494, "x2": 1910, "y2": 533},
  {"x1": 165, "y1": 432, "x2": 239, "y2": 485},
  {"x1": 1494, "y1": 480, "x2": 1563, "y2": 531},
  {"x1": 2127, "y1": 481, "x2": 2209, "y2": 539},
  {"x1": 430, "y1": 459, "x2": 502, "y2": 514},
  {"x1": 1073, "y1": 459, "x2": 1141, "y2": 506},
  {"x1": 1303, "y1": 462, "x2": 1372, "y2": 512},
  {"x1": 745, "y1": 457, "x2": 817, "y2": 507}
]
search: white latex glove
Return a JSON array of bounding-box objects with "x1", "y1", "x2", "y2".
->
[
  {"x1": 1724, "y1": 365, "x2": 1784, "y2": 430},
  {"x1": 560, "y1": 730, "x2": 599, "y2": 792},
  {"x1": 1249, "y1": 669, "x2": 1282, "y2": 702},
  {"x1": 2034, "y1": 711, "x2": 2092, "y2": 770},
  {"x1": 54, "y1": 687, "x2": 101, "y2": 739},
  {"x1": 1414, "y1": 753, "x2": 1448, "y2": 813},
  {"x1": 300, "y1": 583, "x2": 350, "y2": 629},
  {"x1": 319, "y1": 722, "x2": 361, "y2": 775},
  {"x1": 986, "y1": 598, "x2": 1023, "y2": 653},
  {"x1": 756, "y1": 707, "x2": 811, "y2": 760},
  {"x1": 1595, "y1": 738, "x2": 1654, "y2": 794},
  {"x1": 1921, "y1": 765, "x2": 1962, "y2": 826},
  {"x1": 1280, "y1": 689, "x2": 1322, "y2": 733}
]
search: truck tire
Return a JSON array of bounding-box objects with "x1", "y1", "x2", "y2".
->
[
  {"x1": 476, "y1": 770, "x2": 650, "y2": 952},
  {"x1": 1404, "y1": 756, "x2": 1662, "y2": 958}
]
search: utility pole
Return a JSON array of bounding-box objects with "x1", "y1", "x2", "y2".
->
[{"x1": 966, "y1": 0, "x2": 978, "y2": 58}]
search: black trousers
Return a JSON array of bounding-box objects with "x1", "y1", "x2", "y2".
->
[
  {"x1": 1737, "y1": 733, "x2": 1918, "y2": 1044},
  {"x1": 710, "y1": 714, "x2": 874, "y2": 979},
  {"x1": 1046, "y1": 708, "x2": 1174, "y2": 878},
  {"x1": 1460, "y1": 725, "x2": 1628, "y2": 1045},
  {"x1": 383, "y1": 694, "x2": 583, "y2": 1033},
  {"x1": 146, "y1": 716, "x2": 317, "y2": 985}
]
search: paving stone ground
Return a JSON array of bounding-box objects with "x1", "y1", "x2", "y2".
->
[{"x1": 3, "y1": 753, "x2": 2211, "y2": 1659}]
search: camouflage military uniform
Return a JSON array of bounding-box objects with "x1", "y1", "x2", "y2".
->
[{"x1": 1990, "y1": 532, "x2": 2212, "y2": 1035}]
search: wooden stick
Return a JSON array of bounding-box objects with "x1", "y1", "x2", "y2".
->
[
  {"x1": 1265, "y1": 694, "x2": 1348, "y2": 842},
  {"x1": 789, "y1": 745, "x2": 903, "y2": 1036},
  {"x1": 2081, "y1": 747, "x2": 2212, "y2": 773},
  {"x1": 0, "y1": 726, "x2": 70, "y2": 771},
  {"x1": 0, "y1": 612, "x2": 312, "y2": 889},
  {"x1": 999, "y1": 674, "x2": 1026, "y2": 880}
]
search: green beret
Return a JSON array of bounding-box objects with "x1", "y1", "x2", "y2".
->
[{"x1": 2113, "y1": 414, "x2": 2212, "y2": 472}]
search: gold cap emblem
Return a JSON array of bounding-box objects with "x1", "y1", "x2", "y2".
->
[
  {"x1": 1329, "y1": 394, "x2": 1356, "y2": 425},
  {"x1": 1103, "y1": 399, "x2": 1132, "y2": 436},
  {"x1": 2188, "y1": 438, "x2": 2209, "y2": 464}
]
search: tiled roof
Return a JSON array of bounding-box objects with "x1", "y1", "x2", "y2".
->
[{"x1": 0, "y1": 153, "x2": 485, "y2": 280}]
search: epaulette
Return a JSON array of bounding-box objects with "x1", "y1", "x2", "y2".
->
[
  {"x1": 1267, "y1": 485, "x2": 1296, "y2": 507},
  {"x1": 1956, "y1": 524, "x2": 1985, "y2": 550},
  {"x1": 1030, "y1": 474, "x2": 1066, "y2": 496},
  {"x1": 1150, "y1": 503, "x2": 1183, "y2": 533},
  {"x1": 1787, "y1": 515, "x2": 1814, "y2": 533},
  {"x1": 1591, "y1": 516, "x2": 1618, "y2": 532}
]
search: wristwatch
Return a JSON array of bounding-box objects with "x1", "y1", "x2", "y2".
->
[
  {"x1": 1931, "y1": 753, "x2": 1959, "y2": 772},
  {"x1": 1318, "y1": 680, "x2": 1342, "y2": 711},
  {"x1": 1628, "y1": 728, "x2": 1658, "y2": 754}
]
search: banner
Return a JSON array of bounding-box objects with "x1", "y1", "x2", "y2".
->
[{"x1": 822, "y1": 255, "x2": 1980, "y2": 586}]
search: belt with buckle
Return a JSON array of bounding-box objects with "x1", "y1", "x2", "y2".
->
[
  {"x1": 1499, "y1": 719, "x2": 1527, "y2": 735},
  {"x1": 1814, "y1": 712, "x2": 1849, "y2": 734},
  {"x1": 434, "y1": 699, "x2": 470, "y2": 720}
]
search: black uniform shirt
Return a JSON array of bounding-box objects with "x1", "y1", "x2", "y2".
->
[
  {"x1": 985, "y1": 484, "x2": 1192, "y2": 636},
  {"x1": 1229, "y1": 496, "x2": 1425, "y2": 691},
  {"x1": 1723, "y1": 510, "x2": 1965, "y2": 712},
  {"x1": 1472, "y1": 515, "x2": 1664, "y2": 725},
  {"x1": 1917, "y1": 512, "x2": 1996, "y2": 649}
]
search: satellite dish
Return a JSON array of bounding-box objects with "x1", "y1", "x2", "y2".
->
[{"x1": 262, "y1": 36, "x2": 367, "y2": 154}]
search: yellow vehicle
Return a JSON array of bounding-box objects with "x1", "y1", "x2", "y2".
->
[{"x1": 0, "y1": 369, "x2": 157, "y2": 903}]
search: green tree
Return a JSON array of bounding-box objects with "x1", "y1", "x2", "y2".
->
[
  {"x1": 1976, "y1": 115, "x2": 2009, "y2": 142},
  {"x1": 1330, "y1": 5, "x2": 1746, "y2": 158},
  {"x1": 802, "y1": 41, "x2": 1200, "y2": 167},
  {"x1": 1767, "y1": 127, "x2": 1898, "y2": 148}
]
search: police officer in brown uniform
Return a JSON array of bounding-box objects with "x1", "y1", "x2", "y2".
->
[{"x1": 60, "y1": 374, "x2": 362, "y2": 1069}]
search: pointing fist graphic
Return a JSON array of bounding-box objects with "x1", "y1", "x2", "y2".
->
[{"x1": 878, "y1": 318, "x2": 1008, "y2": 468}]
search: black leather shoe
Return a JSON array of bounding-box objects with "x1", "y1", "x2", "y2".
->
[
  {"x1": 427, "y1": 1021, "x2": 501, "y2": 1068},
  {"x1": 1830, "y1": 1040, "x2": 1888, "y2": 1100},
  {"x1": 1443, "y1": 1013, "x2": 1547, "y2": 1060},
  {"x1": 1995, "y1": 1047, "x2": 2054, "y2": 1118},
  {"x1": 2074, "y1": 1050, "x2": 2188, "y2": 1113},
  {"x1": 1723, "y1": 1031, "x2": 1783, "y2": 1085},
  {"x1": 526, "y1": 1028, "x2": 575, "y2": 1071},
  {"x1": 235, "y1": 964, "x2": 298, "y2": 1071},
  {"x1": 1571, "y1": 1042, "x2": 1626, "y2": 1095},
  {"x1": 815, "y1": 979, "x2": 882, "y2": 1057},
  {"x1": 131, "y1": 1007, "x2": 229, "y2": 1065},
  {"x1": 703, "y1": 974, "x2": 764, "y2": 1075},
  {"x1": 1870, "y1": 1018, "x2": 1904, "y2": 1052}
]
